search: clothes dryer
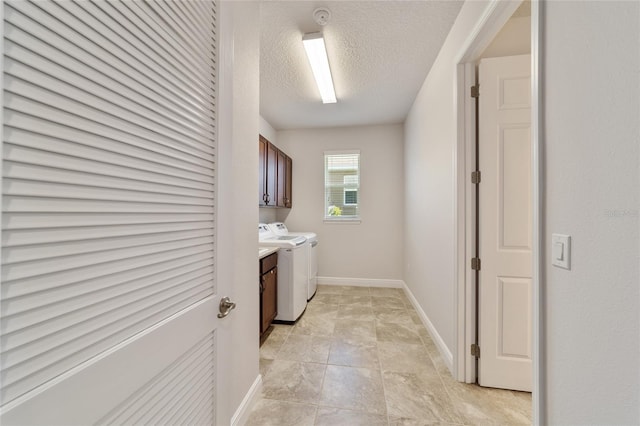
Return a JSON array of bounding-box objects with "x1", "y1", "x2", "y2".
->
[{"x1": 268, "y1": 222, "x2": 318, "y2": 300}]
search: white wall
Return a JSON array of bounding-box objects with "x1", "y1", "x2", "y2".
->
[
  {"x1": 276, "y1": 124, "x2": 404, "y2": 281},
  {"x1": 259, "y1": 115, "x2": 278, "y2": 145},
  {"x1": 481, "y1": 16, "x2": 530, "y2": 58},
  {"x1": 404, "y1": 0, "x2": 491, "y2": 357},
  {"x1": 543, "y1": 1, "x2": 639, "y2": 423},
  {"x1": 217, "y1": 1, "x2": 260, "y2": 423}
]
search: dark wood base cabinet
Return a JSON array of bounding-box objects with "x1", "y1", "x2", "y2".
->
[{"x1": 260, "y1": 253, "x2": 278, "y2": 335}]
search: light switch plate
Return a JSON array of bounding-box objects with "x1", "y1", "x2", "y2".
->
[{"x1": 551, "y1": 234, "x2": 571, "y2": 269}]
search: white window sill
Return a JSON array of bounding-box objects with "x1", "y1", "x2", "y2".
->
[{"x1": 323, "y1": 218, "x2": 361, "y2": 224}]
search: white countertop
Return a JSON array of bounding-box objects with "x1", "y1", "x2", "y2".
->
[{"x1": 259, "y1": 246, "x2": 279, "y2": 259}]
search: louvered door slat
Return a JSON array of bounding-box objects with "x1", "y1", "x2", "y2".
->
[
  {"x1": 4, "y1": 198, "x2": 213, "y2": 215},
  {"x1": 5, "y1": 47, "x2": 214, "y2": 143},
  {"x1": 179, "y1": 1, "x2": 215, "y2": 38},
  {"x1": 5, "y1": 120, "x2": 216, "y2": 179},
  {"x1": 3, "y1": 180, "x2": 213, "y2": 209},
  {"x1": 5, "y1": 96, "x2": 214, "y2": 169},
  {"x1": 6, "y1": 28, "x2": 214, "y2": 137},
  {"x1": 4, "y1": 212, "x2": 213, "y2": 229},
  {"x1": 3, "y1": 221, "x2": 213, "y2": 247},
  {"x1": 18, "y1": 0, "x2": 215, "y2": 109},
  {"x1": 5, "y1": 76, "x2": 214, "y2": 160},
  {"x1": 90, "y1": 1, "x2": 214, "y2": 96},
  {"x1": 3, "y1": 236, "x2": 213, "y2": 282},
  {"x1": 131, "y1": 1, "x2": 216, "y2": 67},
  {"x1": 3, "y1": 228, "x2": 213, "y2": 264},
  {"x1": 166, "y1": 366, "x2": 213, "y2": 424},
  {"x1": 4, "y1": 144, "x2": 213, "y2": 191},
  {"x1": 6, "y1": 51, "x2": 214, "y2": 148},
  {"x1": 3, "y1": 243, "x2": 213, "y2": 296},
  {"x1": 149, "y1": 359, "x2": 212, "y2": 424},
  {"x1": 4, "y1": 19, "x2": 215, "y2": 131},
  {"x1": 119, "y1": 0, "x2": 216, "y2": 82},
  {"x1": 133, "y1": 1, "x2": 212, "y2": 61},
  {"x1": 3, "y1": 258, "x2": 213, "y2": 318},
  {"x1": 152, "y1": 0, "x2": 212, "y2": 55},
  {"x1": 72, "y1": 1, "x2": 216, "y2": 86},
  {"x1": 96, "y1": 334, "x2": 215, "y2": 425},
  {"x1": 4, "y1": 162, "x2": 213, "y2": 198},
  {"x1": 3, "y1": 269, "x2": 214, "y2": 341},
  {"x1": 1, "y1": 0, "x2": 218, "y2": 416},
  {"x1": 2, "y1": 272, "x2": 213, "y2": 357},
  {"x1": 5, "y1": 2, "x2": 214, "y2": 124},
  {"x1": 111, "y1": 334, "x2": 211, "y2": 424}
]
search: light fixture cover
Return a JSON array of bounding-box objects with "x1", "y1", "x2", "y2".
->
[{"x1": 302, "y1": 32, "x2": 337, "y2": 104}]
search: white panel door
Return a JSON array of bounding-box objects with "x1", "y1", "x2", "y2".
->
[
  {"x1": 478, "y1": 54, "x2": 532, "y2": 392},
  {"x1": 0, "y1": 1, "x2": 228, "y2": 424}
]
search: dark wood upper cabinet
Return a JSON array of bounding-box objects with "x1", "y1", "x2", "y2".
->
[
  {"x1": 284, "y1": 156, "x2": 292, "y2": 208},
  {"x1": 258, "y1": 136, "x2": 267, "y2": 206},
  {"x1": 276, "y1": 149, "x2": 286, "y2": 207},
  {"x1": 259, "y1": 135, "x2": 292, "y2": 208},
  {"x1": 266, "y1": 142, "x2": 277, "y2": 206}
]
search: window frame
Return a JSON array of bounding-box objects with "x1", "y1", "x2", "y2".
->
[
  {"x1": 343, "y1": 188, "x2": 358, "y2": 206},
  {"x1": 323, "y1": 150, "x2": 361, "y2": 223}
]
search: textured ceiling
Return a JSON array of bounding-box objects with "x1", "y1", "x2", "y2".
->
[{"x1": 260, "y1": 1, "x2": 464, "y2": 130}]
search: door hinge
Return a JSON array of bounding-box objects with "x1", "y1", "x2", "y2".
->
[
  {"x1": 470, "y1": 84, "x2": 480, "y2": 98},
  {"x1": 471, "y1": 170, "x2": 481, "y2": 184},
  {"x1": 471, "y1": 257, "x2": 481, "y2": 271},
  {"x1": 471, "y1": 343, "x2": 480, "y2": 358}
]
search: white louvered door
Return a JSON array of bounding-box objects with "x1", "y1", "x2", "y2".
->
[{"x1": 0, "y1": 1, "x2": 223, "y2": 424}]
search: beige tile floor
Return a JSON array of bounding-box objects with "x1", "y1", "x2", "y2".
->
[{"x1": 247, "y1": 285, "x2": 531, "y2": 426}]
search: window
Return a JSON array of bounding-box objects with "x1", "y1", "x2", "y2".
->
[
  {"x1": 324, "y1": 151, "x2": 360, "y2": 220},
  {"x1": 343, "y1": 175, "x2": 358, "y2": 206},
  {"x1": 344, "y1": 188, "x2": 358, "y2": 205}
]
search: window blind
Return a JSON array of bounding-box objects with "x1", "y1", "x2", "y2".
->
[{"x1": 324, "y1": 150, "x2": 360, "y2": 219}]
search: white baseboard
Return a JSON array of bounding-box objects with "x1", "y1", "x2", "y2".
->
[
  {"x1": 230, "y1": 374, "x2": 262, "y2": 426},
  {"x1": 317, "y1": 276, "x2": 403, "y2": 288},
  {"x1": 402, "y1": 282, "x2": 454, "y2": 374}
]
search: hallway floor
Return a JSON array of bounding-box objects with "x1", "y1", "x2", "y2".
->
[{"x1": 247, "y1": 285, "x2": 531, "y2": 425}]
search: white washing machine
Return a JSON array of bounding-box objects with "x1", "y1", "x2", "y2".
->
[
  {"x1": 258, "y1": 223, "x2": 308, "y2": 322},
  {"x1": 268, "y1": 222, "x2": 318, "y2": 300}
]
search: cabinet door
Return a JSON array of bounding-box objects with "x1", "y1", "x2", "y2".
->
[
  {"x1": 285, "y1": 155, "x2": 293, "y2": 208},
  {"x1": 261, "y1": 268, "x2": 278, "y2": 333},
  {"x1": 258, "y1": 136, "x2": 267, "y2": 206},
  {"x1": 276, "y1": 149, "x2": 286, "y2": 207},
  {"x1": 265, "y1": 142, "x2": 277, "y2": 206}
]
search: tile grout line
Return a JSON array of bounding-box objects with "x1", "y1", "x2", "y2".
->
[
  {"x1": 313, "y1": 338, "x2": 331, "y2": 425},
  {"x1": 374, "y1": 336, "x2": 392, "y2": 426}
]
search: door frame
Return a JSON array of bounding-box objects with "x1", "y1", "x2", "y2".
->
[{"x1": 452, "y1": 0, "x2": 543, "y2": 424}]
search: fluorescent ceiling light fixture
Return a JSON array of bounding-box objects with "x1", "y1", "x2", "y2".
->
[{"x1": 302, "y1": 32, "x2": 337, "y2": 104}]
